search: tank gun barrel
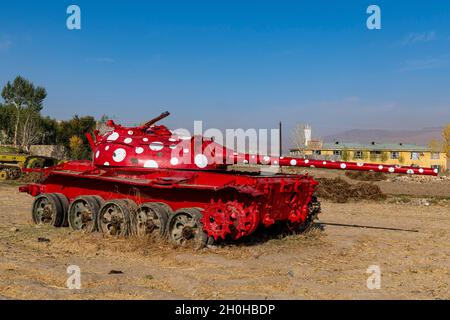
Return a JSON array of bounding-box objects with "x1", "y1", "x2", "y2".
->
[
  {"x1": 143, "y1": 111, "x2": 170, "y2": 128},
  {"x1": 232, "y1": 154, "x2": 438, "y2": 176}
]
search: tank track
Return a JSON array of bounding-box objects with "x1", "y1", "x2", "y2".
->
[
  {"x1": 0, "y1": 165, "x2": 22, "y2": 180},
  {"x1": 30, "y1": 192, "x2": 321, "y2": 249}
]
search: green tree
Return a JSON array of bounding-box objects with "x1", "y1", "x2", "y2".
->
[
  {"x1": 57, "y1": 115, "x2": 96, "y2": 159},
  {"x1": 1, "y1": 76, "x2": 47, "y2": 147},
  {"x1": 0, "y1": 103, "x2": 17, "y2": 144},
  {"x1": 39, "y1": 116, "x2": 59, "y2": 145}
]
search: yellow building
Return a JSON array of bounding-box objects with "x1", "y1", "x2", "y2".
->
[{"x1": 290, "y1": 141, "x2": 447, "y2": 172}]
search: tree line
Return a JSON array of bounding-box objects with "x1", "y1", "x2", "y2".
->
[
  {"x1": 2, "y1": 75, "x2": 449, "y2": 163},
  {"x1": 0, "y1": 76, "x2": 102, "y2": 159}
]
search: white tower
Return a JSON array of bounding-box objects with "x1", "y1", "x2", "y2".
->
[{"x1": 304, "y1": 124, "x2": 311, "y2": 147}]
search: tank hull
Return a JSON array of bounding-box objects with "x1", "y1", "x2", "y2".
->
[{"x1": 20, "y1": 160, "x2": 319, "y2": 243}]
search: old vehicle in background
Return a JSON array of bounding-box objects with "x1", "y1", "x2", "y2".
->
[{"x1": 0, "y1": 146, "x2": 59, "y2": 180}]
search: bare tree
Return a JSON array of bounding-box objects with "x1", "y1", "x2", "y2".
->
[
  {"x1": 21, "y1": 114, "x2": 42, "y2": 151},
  {"x1": 96, "y1": 114, "x2": 112, "y2": 136},
  {"x1": 291, "y1": 123, "x2": 307, "y2": 157},
  {"x1": 11, "y1": 101, "x2": 21, "y2": 147}
]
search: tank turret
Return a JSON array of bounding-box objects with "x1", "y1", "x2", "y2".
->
[{"x1": 88, "y1": 112, "x2": 438, "y2": 176}]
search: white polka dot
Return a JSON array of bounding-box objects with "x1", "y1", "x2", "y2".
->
[
  {"x1": 251, "y1": 155, "x2": 255, "y2": 159},
  {"x1": 378, "y1": 165, "x2": 383, "y2": 170},
  {"x1": 388, "y1": 167, "x2": 395, "y2": 173},
  {"x1": 304, "y1": 159, "x2": 309, "y2": 164},
  {"x1": 418, "y1": 168, "x2": 424, "y2": 174},
  {"x1": 322, "y1": 161, "x2": 327, "y2": 165},
  {"x1": 104, "y1": 162, "x2": 110, "y2": 166},
  {"x1": 95, "y1": 151, "x2": 100, "y2": 158},
  {"x1": 128, "y1": 131, "x2": 134, "y2": 135},
  {"x1": 183, "y1": 148, "x2": 189, "y2": 154},
  {"x1": 407, "y1": 169, "x2": 414, "y2": 174},
  {"x1": 433, "y1": 169, "x2": 438, "y2": 174},
  {"x1": 243, "y1": 159, "x2": 249, "y2": 164},
  {"x1": 105, "y1": 146, "x2": 110, "y2": 151},
  {"x1": 280, "y1": 157, "x2": 284, "y2": 159},
  {"x1": 143, "y1": 160, "x2": 158, "y2": 168},
  {"x1": 135, "y1": 147, "x2": 144, "y2": 154},
  {"x1": 150, "y1": 142, "x2": 164, "y2": 151},
  {"x1": 170, "y1": 157, "x2": 179, "y2": 166},
  {"x1": 310, "y1": 165, "x2": 315, "y2": 168},
  {"x1": 357, "y1": 162, "x2": 364, "y2": 167},
  {"x1": 107, "y1": 132, "x2": 119, "y2": 141},
  {"x1": 169, "y1": 138, "x2": 176, "y2": 142},
  {"x1": 143, "y1": 138, "x2": 149, "y2": 142},
  {"x1": 112, "y1": 148, "x2": 127, "y2": 162},
  {"x1": 194, "y1": 154, "x2": 208, "y2": 168},
  {"x1": 340, "y1": 163, "x2": 347, "y2": 169},
  {"x1": 274, "y1": 160, "x2": 278, "y2": 165},
  {"x1": 233, "y1": 152, "x2": 238, "y2": 156},
  {"x1": 124, "y1": 138, "x2": 132, "y2": 144},
  {"x1": 290, "y1": 159, "x2": 297, "y2": 166},
  {"x1": 169, "y1": 145, "x2": 177, "y2": 149},
  {"x1": 263, "y1": 156, "x2": 271, "y2": 162}
]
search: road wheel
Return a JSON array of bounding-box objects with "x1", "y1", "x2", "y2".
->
[
  {"x1": 26, "y1": 158, "x2": 44, "y2": 169},
  {"x1": 135, "y1": 202, "x2": 171, "y2": 237},
  {"x1": 167, "y1": 208, "x2": 208, "y2": 249},
  {"x1": 52, "y1": 193, "x2": 69, "y2": 227},
  {"x1": 0, "y1": 170, "x2": 9, "y2": 180},
  {"x1": 91, "y1": 196, "x2": 105, "y2": 211},
  {"x1": 9, "y1": 168, "x2": 22, "y2": 180},
  {"x1": 97, "y1": 199, "x2": 137, "y2": 237},
  {"x1": 68, "y1": 196, "x2": 102, "y2": 232},
  {"x1": 32, "y1": 193, "x2": 64, "y2": 227}
]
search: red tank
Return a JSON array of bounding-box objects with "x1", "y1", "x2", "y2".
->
[{"x1": 19, "y1": 112, "x2": 438, "y2": 248}]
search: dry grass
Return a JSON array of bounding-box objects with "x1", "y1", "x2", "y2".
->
[{"x1": 1, "y1": 183, "x2": 449, "y2": 300}]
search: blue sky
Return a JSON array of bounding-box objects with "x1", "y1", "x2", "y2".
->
[{"x1": 0, "y1": 0, "x2": 449, "y2": 138}]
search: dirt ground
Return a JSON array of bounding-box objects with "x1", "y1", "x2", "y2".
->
[{"x1": 0, "y1": 175, "x2": 449, "y2": 300}]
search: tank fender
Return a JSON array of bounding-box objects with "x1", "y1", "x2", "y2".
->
[{"x1": 19, "y1": 184, "x2": 44, "y2": 197}]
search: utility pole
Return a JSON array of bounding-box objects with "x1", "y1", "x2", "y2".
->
[{"x1": 279, "y1": 121, "x2": 282, "y2": 158}]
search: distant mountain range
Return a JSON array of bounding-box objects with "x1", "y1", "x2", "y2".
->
[{"x1": 323, "y1": 127, "x2": 443, "y2": 146}]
